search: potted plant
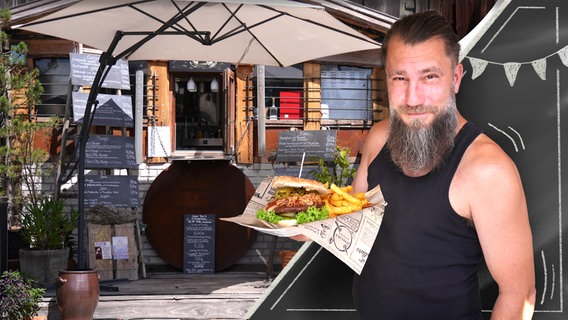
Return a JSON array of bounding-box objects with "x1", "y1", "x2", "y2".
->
[
  {"x1": 18, "y1": 197, "x2": 78, "y2": 288},
  {"x1": 0, "y1": 270, "x2": 45, "y2": 320},
  {"x1": 310, "y1": 146, "x2": 357, "y2": 187}
]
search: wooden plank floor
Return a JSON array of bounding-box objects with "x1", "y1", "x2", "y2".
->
[{"x1": 37, "y1": 271, "x2": 274, "y2": 320}]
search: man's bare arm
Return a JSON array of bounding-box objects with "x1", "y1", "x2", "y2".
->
[{"x1": 461, "y1": 138, "x2": 536, "y2": 319}]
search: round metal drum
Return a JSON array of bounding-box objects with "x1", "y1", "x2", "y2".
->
[{"x1": 143, "y1": 160, "x2": 256, "y2": 271}]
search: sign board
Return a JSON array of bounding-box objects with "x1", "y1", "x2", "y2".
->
[
  {"x1": 183, "y1": 214, "x2": 215, "y2": 274},
  {"x1": 72, "y1": 92, "x2": 134, "y2": 127},
  {"x1": 147, "y1": 126, "x2": 171, "y2": 158},
  {"x1": 84, "y1": 135, "x2": 137, "y2": 168},
  {"x1": 247, "y1": 242, "x2": 356, "y2": 319},
  {"x1": 276, "y1": 130, "x2": 336, "y2": 163},
  {"x1": 274, "y1": 166, "x2": 319, "y2": 179},
  {"x1": 70, "y1": 53, "x2": 130, "y2": 90},
  {"x1": 84, "y1": 175, "x2": 139, "y2": 208}
]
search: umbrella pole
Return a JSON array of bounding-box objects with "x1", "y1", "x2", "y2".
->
[{"x1": 76, "y1": 34, "x2": 123, "y2": 269}]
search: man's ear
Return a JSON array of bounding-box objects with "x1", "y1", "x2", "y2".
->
[{"x1": 454, "y1": 63, "x2": 464, "y2": 93}]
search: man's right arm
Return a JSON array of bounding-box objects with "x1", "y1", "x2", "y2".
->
[{"x1": 352, "y1": 120, "x2": 390, "y2": 193}]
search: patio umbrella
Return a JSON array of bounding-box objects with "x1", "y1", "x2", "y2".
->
[
  {"x1": 15, "y1": 0, "x2": 380, "y2": 269},
  {"x1": 17, "y1": 0, "x2": 379, "y2": 67}
]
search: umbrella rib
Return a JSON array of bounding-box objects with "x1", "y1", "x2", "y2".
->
[
  {"x1": 206, "y1": 4, "x2": 284, "y2": 66},
  {"x1": 172, "y1": 0, "x2": 213, "y2": 44},
  {"x1": 124, "y1": 1, "x2": 210, "y2": 44},
  {"x1": 20, "y1": 0, "x2": 154, "y2": 27},
  {"x1": 207, "y1": 3, "x2": 246, "y2": 44},
  {"x1": 115, "y1": 1, "x2": 208, "y2": 60},
  {"x1": 258, "y1": 4, "x2": 377, "y2": 45}
]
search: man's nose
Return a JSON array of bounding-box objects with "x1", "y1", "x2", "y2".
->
[{"x1": 405, "y1": 81, "x2": 424, "y2": 107}]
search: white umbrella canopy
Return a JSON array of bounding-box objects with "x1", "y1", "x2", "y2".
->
[{"x1": 17, "y1": 0, "x2": 379, "y2": 67}]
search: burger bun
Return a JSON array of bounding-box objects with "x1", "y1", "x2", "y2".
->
[
  {"x1": 272, "y1": 176, "x2": 329, "y2": 195},
  {"x1": 277, "y1": 219, "x2": 298, "y2": 227}
]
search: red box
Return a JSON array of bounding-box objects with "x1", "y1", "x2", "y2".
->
[{"x1": 279, "y1": 91, "x2": 303, "y2": 119}]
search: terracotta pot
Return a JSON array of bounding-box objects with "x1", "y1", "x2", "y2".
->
[{"x1": 56, "y1": 269, "x2": 99, "y2": 320}]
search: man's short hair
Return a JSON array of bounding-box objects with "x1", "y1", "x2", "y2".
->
[{"x1": 382, "y1": 11, "x2": 460, "y2": 66}]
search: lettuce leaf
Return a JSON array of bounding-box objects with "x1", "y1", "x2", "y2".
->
[
  {"x1": 256, "y1": 206, "x2": 329, "y2": 225},
  {"x1": 256, "y1": 209, "x2": 283, "y2": 223},
  {"x1": 295, "y1": 206, "x2": 329, "y2": 224}
]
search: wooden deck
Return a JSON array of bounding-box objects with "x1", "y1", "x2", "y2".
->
[{"x1": 37, "y1": 271, "x2": 274, "y2": 320}]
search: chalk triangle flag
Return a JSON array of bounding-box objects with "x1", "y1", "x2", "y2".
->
[
  {"x1": 468, "y1": 57, "x2": 488, "y2": 80},
  {"x1": 531, "y1": 58, "x2": 547, "y2": 80},
  {"x1": 504, "y1": 62, "x2": 521, "y2": 87},
  {"x1": 558, "y1": 45, "x2": 568, "y2": 67}
]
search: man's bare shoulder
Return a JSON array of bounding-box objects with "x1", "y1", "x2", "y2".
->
[
  {"x1": 452, "y1": 133, "x2": 525, "y2": 220},
  {"x1": 362, "y1": 120, "x2": 390, "y2": 159},
  {"x1": 462, "y1": 133, "x2": 518, "y2": 176}
]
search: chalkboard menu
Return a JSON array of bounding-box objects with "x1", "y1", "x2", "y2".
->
[
  {"x1": 84, "y1": 135, "x2": 136, "y2": 169},
  {"x1": 70, "y1": 53, "x2": 130, "y2": 90},
  {"x1": 247, "y1": 242, "x2": 356, "y2": 319},
  {"x1": 72, "y1": 92, "x2": 134, "y2": 128},
  {"x1": 277, "y1": 130, "x2": 336, "y2": 162},
  {"x1": 84, "y1": 175, "x2": 139, "y2": 208},
  {"x1": 274, "y1": 166, "x2": 319, "y2": 179},
  {"x1": 183, "y1": 214, "x2": 215, "y2": 274}
]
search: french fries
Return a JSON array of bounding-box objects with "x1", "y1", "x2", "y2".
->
[{"x1": 324, "y1": 184, "x2": 369, "y2": 218}]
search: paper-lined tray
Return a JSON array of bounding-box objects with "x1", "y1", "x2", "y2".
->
[
  {"x1": 222, "y1": 215, "x2": 303, "y2": 237},
  {"x1": 222, "y1": 176, "x2": 387, "y2": 274}
]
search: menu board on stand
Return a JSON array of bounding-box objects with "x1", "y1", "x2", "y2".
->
[{"x1": 70, "y1": 53, "x2": 142, "y2": 281}]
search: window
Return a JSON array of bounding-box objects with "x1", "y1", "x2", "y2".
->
[
  {"x1": 35, "y1": 58, "x2": 70, "y2": 117},
  {"x1": 321, "y1": 65, "x2": 373, "y2": 121},
  {"x1": 252, "y1": 64, "x2": 375, "y2": 127},
  {"x1": 263, "y1": 65, "x2": 304, "y2": 121}
]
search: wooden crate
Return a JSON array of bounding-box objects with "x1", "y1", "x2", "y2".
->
[{"x1": 87, "y1": 223, "x2": 139, "y2": 281}]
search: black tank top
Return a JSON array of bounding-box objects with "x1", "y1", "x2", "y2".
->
[{"x1": 353, "y1": 122, "x2": 484, "y2": 320}]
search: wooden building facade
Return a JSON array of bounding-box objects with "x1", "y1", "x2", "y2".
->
[{"x1": 2, "y1": 0, "x2": 497, "y2": 272}]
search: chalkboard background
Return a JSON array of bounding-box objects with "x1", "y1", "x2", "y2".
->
[
  {"x1": 458, "y1": 1, "x2": 568, "y2": 318},
  {"x1": 277, "y1": 130, "x2": 336, "y2": 162},
  {"x1": 247, "y1": 242, "x2": 356, "y2": 320},
  {"x1": 70, "y1": 53, "x2": 130, "y2": 89},
  {"x1": 183, "y1": 214, "x2": 215, "y2": 274},
  {"x1": 84, "y1": 135, "x2": 136, "y2": 169},
  {"x1": 84, "y1": 175, "x2": 139, "y2": 208}
]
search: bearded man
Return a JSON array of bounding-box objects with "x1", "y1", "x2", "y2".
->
[{"x1": 350, "y1": 11, "x2": 535, "y2": 319}]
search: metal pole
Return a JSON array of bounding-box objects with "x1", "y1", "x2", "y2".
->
[
  {"x1": 135, "y1": 70, "x2": 144, "y2": 164},
  {"x1": 256, "y1": 65, "x2": 266, "y2": 157}
]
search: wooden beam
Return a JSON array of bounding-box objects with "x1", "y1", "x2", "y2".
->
[
  {"x1": 303, "y1": 63, "x2": 321, "y2": 131},
  {"x1": 235, "y1": 65, "x2": 254, "y2": 164},
  {"x1": 146, "y1": 61, "x2": 169, "y2": 164},
  {"x1": 371, "y1": 67, "x2": 389, "y2": 122}
]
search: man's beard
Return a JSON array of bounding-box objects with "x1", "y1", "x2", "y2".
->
[{"x1": 386, "y1": 97, "x2": 458, "y2": 176}]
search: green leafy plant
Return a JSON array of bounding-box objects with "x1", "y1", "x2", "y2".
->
[
  {"x1": 310, "y1": 146, "x2": 357, "y2": 187},
  {"x1": 21, "y1": 197, "x2": 79, "y2": 250},
  {"x1": 0, "y1": 270, "x2": 45, "y2": 320},
  {"x1": 1, "y1": 8, "x2": 61, "y2": 228}
]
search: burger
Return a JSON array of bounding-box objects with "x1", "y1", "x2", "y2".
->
[{"x1": 256, "y1": 176, "x2": 330, "y2": 227}]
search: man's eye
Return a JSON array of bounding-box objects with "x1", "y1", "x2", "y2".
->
[{"x1": 425, "y1": 74, "x2": 438, "y2": 80}]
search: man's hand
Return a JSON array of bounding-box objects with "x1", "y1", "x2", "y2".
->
[{"x1": 289, "y1": 234, "x2": 311, "y2": 242}]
